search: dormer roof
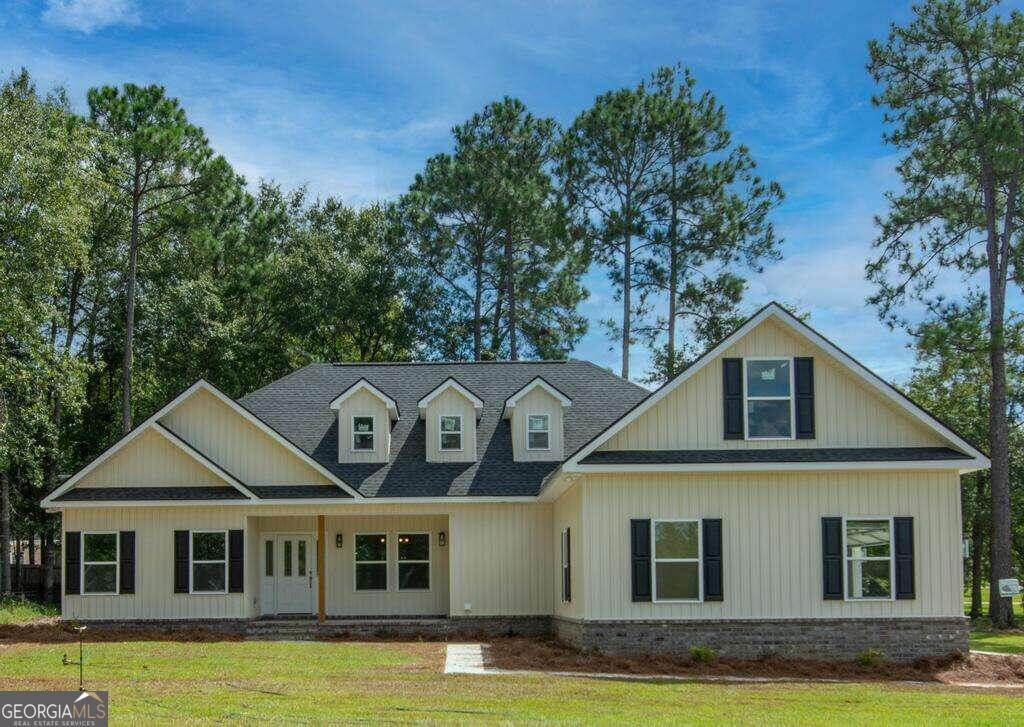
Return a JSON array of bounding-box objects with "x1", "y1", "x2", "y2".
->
[
  {"x1": 329, "y1": 378, "x2": 400, "y2": 420},
  {"x1": 416, "y1": 377, "x2": 485, "y2": 418},
  {"x1": 502, "y1": 376, "x2": 572, "y2": 419}
]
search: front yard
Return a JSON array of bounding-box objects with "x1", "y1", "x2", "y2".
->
[{"x1": 0, "y1": 631, "x2": 1021, "y2": 725}]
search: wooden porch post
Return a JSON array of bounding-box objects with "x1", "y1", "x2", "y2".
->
[{"x1": 316, "y1": 514, "x2": 326, "y2": 623}]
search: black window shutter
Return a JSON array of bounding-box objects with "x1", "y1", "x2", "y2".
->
[
  {"x1": 795, "y1": 357, "x2": 815, "y2": 439},
  {"x1": 229, "y1": 529, "x2": 244, "y2": 593},
  {"x1": 65, "y1": 531, "x2": 81, "y2": 595},
  {"x1": 174, "y1": 530, "x2": 189, "y2": 593},
  {"x1": 822, "y1": 517, "x2": 843, "y2": 600},
  {"x1": 119, "y1": 531, "x2": 135, "y2": 595},
  {"x1": 894, "y1": 517, "x2": 915, "y2": 600},
  {"x1": 702, "y1": 519, "x2": 723, "y2": 601},
  {"x1": 722, "y1": 358, "x2": 744, "y2": 439},
  {"x1": 563, "y1": 528, "x2": 571, "y2": 603},
  {"x1": 630, "y1": 519, "x2": 652, "y2": 602}
]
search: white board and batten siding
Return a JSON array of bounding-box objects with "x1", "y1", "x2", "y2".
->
[
  {"x1": 160, "y1": 387, "x2": 333, "y2": 485},
  {"x1": 62, "y1": 507, "x2": 248, "y2": 621},
  {"x1": 448, "y1": 504, "x2": 553, "y2": 616},
  {"x1": 424, "y1": 389, "x2": 477, "y2": 463},
  {"x1": 510, "y1": 387, "x2": 564, "y2": 461},
  {"x1": 568, "y1": 470, "x2": 963, "y2": 621},
  {"x1": 75, "y1": 428, "x2": 223, "y2": 488},
  {"x1": 599, "y1": 317, "x2": 948, "y2": 451},
  {"x1": 334, "y1": 389, "x2": 391, "y2": 464},
  {"x1": 552, "y1": 482, "x2": 584, "y2": 619},
  {"x1": 63, "y1": 503, "x2": 552, "y2": 621}
]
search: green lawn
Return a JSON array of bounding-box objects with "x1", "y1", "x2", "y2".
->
[
  {"x1": 969, "y1": 629, "x2": 1024, "y2": 654},
  {"x1": 0, "y1": 638, "x2": 1019, "y2": 725},
  {"x1": 0, "y1": 597, "x2": 58, "y2": 625}
]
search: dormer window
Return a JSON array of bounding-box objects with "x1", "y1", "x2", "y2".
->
[
  {"x1": 527, "y1": 414, "x2": 550, "y2": 450},
  {"x1": 352, "y1": 416, "x2": 375, "y2": 451},
  {"x1": 745, "y1": 358, "x2": 793, "y2": 439},
  {"x1": 439, "y1": 415, "x2": 463, "y2": 450}
]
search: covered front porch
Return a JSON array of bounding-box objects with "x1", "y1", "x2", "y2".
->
[{"x1": 248, "y1": 513, "x2": 450, "y2": 620}]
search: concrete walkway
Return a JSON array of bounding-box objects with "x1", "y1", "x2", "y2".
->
[{"x1": 441, "y1": 643, "x2": 1024, "y2": 689}]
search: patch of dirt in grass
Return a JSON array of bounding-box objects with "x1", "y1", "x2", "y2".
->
[
  {"x1": 484, "y1": 636, "x2": 1024, "y2": 687},
  {"x1": 0, "y1": 621, "x2": 243, "y2": 645}
]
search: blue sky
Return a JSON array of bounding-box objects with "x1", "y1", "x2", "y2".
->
[{"x1": 4, "y1": 0, "x2": 1015, "y2": 383}]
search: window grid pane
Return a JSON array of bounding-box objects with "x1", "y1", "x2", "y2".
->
[
  {"x1": 83, "y1": 563, "x2": 117, "y2": 594},
  {"x1": 298, "y1": 540, "x2": 307, "y2": 577},
  {"x1": 284, "y1": 540, "x2": 292, "y2": 577},
  {"x1": 845, "y1": 519, "x2": 893, "y2": 599},
  {"x1": 83, "y1": 533, "x2": 117, "y2": 563},
  {"x1": 353, "y1": 416, "x2": 374, "y2": 450},
  {"x1": 265, "y1": 541, "x2": 273, "y2": 577},
  {"x1": 654, "y1": 521, "x2": 699, "y2": 559},
  {"x1": 398, "y1": 534, "x2": 429, "y2": 590},
  {"x1": 745, "y1": 359, "x2": 793, "y2": 438},
  {"x1": 528, "y1": 431, "x2": 549, "y2": 449}
]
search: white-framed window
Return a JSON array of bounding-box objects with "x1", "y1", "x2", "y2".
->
[
  {"x1": 397, "y1": 533, "x2": 430, "y2": 590},
  {"x1": 527, "y1": 414, "x2": 550, "y2": 450},
  {"x1": 439, "y1": 415, "x2": 462, "y2": 451},
  {"x1": 352, "y1": 415, "x2": 375, "y2": 451},
  {"x1": 190, "y1": 530, "x2": 228, "y2": 594},
  {"x1": 744, "y1": 357, "x2": 794, "y2": 439},
  {"x1": 844, "y1": 517, "x2": 894, "y2": 601},
  {"x1": 560, "y1": 528, "x2": 571, "y2": 603},
  {"x1": 354, "y1": 533, "x2": 387, "y2": 591},
  {"x1": 82, "y1": 532, "x2": 118, "y2": 595},
  {"x1": 652, "y1": 519, "x2": 702, "y2": 602}
]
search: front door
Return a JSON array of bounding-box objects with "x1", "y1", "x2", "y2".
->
[{"x1": 275, "y1": 534, "x2": 314, "y2": 614}]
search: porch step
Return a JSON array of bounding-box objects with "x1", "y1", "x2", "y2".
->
[
  {"x1": 244, "y1": 617, "x2": 450, "y2": 641},
  {"x1": 245, "y1": 620, "x2": 319, "y2": 641}
]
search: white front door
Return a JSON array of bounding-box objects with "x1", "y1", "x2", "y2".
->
[{"x1": 275, "y1": 534, "x2": 314, "y2": 614}]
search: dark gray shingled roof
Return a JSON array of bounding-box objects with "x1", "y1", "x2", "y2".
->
[
  {"x1": 55, "y1": 486, "x2": 247, "y2": 501},
  {"x1": 579, "y1": 447, "x2": 972, "y2": 466},
  {"x1": 239, "y1": 361, "x2": 649, "y2": 497}
]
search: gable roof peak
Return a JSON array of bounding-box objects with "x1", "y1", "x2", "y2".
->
[
  {"x1": 416, "y1": 376, "x2": 485, "y2": 417},
  {"x1": 329, "y1": 377, "x2": 400, "y2": 420},
  {"x1": 503, "y1": 376, "x2": 573, "y2": 418}
]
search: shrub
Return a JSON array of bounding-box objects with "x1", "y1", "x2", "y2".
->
[
  {"x1": 856, "y1": 648, "x2": 884, "y2": 667},
  {"x1": 690, "y1": 645, "x2": 717, "y2": 664}
]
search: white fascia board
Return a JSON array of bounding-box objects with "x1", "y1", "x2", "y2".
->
[
  {"x1": 502, "y1": 377, "x2": 572, "y2": 419},
  {"x1": 562, "y1": 459, "x2": 989, "y2": 474},
  {"x1": 417, "y1": 378, "x2": 484, "y2": 417},
  {"x1": 198, "y1": 381, "x2": 363, "y2": 498},
  {"x1": 765, "y1": 308, "x2": 989, "y2": 463},
  {"x1": 562, "y1": 303, "x2": 989, "y2": 467},
  {"x1": 40, "y1": 380, "x2": 211, "y2": 507},
  {"x1": 42, "y1": 378, "x2": 363, "y2": 507},
  {"x1": 150, "y1": 422, "x2": 257, "y2": 500},
  {"x1": 329, "y1": 379, "x2": 400, "y2": 421},
  {"x1": 47, "y1": 495, "x2": 539, "y2": 509}
]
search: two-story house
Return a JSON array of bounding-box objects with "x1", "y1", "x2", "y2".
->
[{"x1": 41, "y1": 303, "x2": 988, "y2": 660}]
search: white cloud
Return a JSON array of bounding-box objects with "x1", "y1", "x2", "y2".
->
[{"x1": 42, "y1": 0, "x2": 140, "y2": 34}]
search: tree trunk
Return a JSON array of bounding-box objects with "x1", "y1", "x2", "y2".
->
[
  {"x1": 42, "y1": 530, "x2": 55, "y2": 604},
  {"x1": 666, "y1": 151, "x2": 679, "y2": 379},
  {"x1": 986, "y1": 246, "x2": 1014, "y2": 628},
  {"x1": 621, "y1": 192, "x2": 633, "y2": 380},
  {"x1": 27, "y1": 533, "x2": 35, "y2": 566},
  {"x1": 121, "y1": 173, "x2": 142, "y2": 435},
  {"x1": 506, "y1": 229, "x2": 518, "y2": 360},
  {"x1": 473, "y1": 243, "x2": 484, "y2": 361},
  {"x1": 970, "y1": 473, "x2": 986, "y2": 620},
  {"x1": 15, "y1": 541, "x2": 23, "y2": 593},
  {"x1": 0, "y1": 470, "x2": 10, "y2": 595}
]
